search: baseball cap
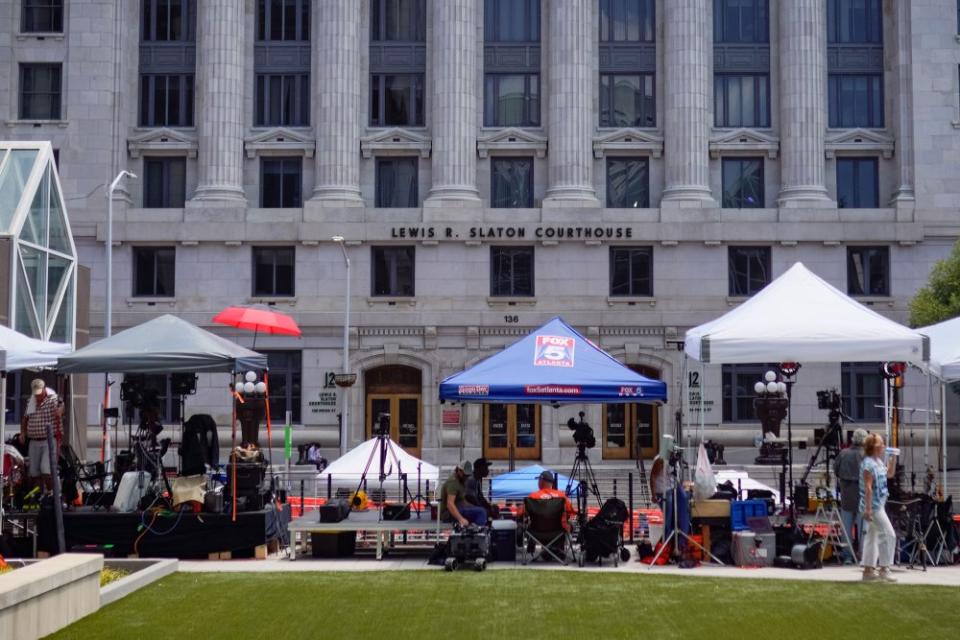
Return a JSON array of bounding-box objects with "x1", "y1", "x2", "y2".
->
[
  {"x1": 538, "y1": 470, "x2": 555, "y2": 484},
  {"x1": 457, "y1": 460, "x2": 473, "y2": 475},
  {"x1": 31, "y1": 379, "x2": 46, "y2": 393}
]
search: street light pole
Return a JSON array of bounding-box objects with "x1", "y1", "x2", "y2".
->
[
  {"x1": 332, "y1": 236, "x2": 350, "y2": 456},
  {"x1": 103, "y1": 171, "x2": 135, "y2": 468}
]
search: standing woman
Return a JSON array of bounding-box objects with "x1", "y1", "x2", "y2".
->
[{"x1": 859, "y1": 433, "x2": 898, "y2": 582}]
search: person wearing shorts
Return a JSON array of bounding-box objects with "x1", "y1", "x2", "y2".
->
[{"x1": 20, "y1": 379, "x2": 62, "y2": 493}]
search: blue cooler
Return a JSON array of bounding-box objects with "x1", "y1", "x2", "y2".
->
[{"x1": 491, "y1": 520, "x2": 517, "y2": 562}]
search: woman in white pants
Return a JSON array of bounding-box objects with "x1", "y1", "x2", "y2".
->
[{"x1": 859, "y1": 433, "x2": 897, "y2": 582}]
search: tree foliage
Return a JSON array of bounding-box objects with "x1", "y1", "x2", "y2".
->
[{"x1": 909, "y1": 241, "x2": 960, "y2": 327}]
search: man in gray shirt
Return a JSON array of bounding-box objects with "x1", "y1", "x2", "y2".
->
[{"x1": 834, "y1": 428, "x2": 868, "y2": 564}]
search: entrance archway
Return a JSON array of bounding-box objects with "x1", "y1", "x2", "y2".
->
[{"x1": 365, "y1": 365, "x2": 422, "y2": 457}]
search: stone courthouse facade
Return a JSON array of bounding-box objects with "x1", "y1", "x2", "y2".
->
[{"x1": 2, "y1": 0, "x2": 960, "y2": 468}]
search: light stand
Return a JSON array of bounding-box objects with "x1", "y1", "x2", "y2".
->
[
  {"x1": 648, "y1": 452, "x2": 723, "y2": 568},
  {"x1": 778, "y1": 363, "x2": 801, "y2": 524}
]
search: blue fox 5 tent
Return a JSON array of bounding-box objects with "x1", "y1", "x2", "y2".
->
[
  {"x1": 439, "y1": 317, "x2": 667, "y2": 404},
  {"x1": 491, "y1": 465, "x2": 580, "y2": 499}
]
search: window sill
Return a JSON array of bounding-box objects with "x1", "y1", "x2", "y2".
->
[
  {"x1": 5, "y1": 119, "x2": 68, "y2": 128},
  {"x1": 486, "y1": 296, "x2": 536, "y2": 307},
  {"x1": 126, "y1": 297, "x2": 176, "y2": 307},
  {"x1": 851, "y1": 296, "x2": 894, "y2": 308},
  {"x1": 246, "y1": 297, "x2": 297, "y2": 306},
  {"x1": 607, "y1": 296, "x2": 656, "y2": 307},
  {"x1": 16, "y1": 33, "x2": 64, "y2": 41},
  {"x1": 367, "y1": 296, "x2": 416, "y2": 307}
]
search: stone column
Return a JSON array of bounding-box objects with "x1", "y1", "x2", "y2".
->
[
  {"x1": 543, "y1": 0, "x2": 599, "y2": 206},
  {"x1": 310, "y1": 0, "x2": 363, "y2": 205},
  {"x1": 662, "y1": 0, "x2": 714, "y2": 204},
  {"x1": 424, "y1": 0, "x2": 481, "y2": 207},
  {"x1": 778, "y1": 0, "x2": 832, "y2": 207},
  {"x1": 190, "y1": 0, "x2": 246, "y2": 204},
  {"x1": 891, "y1": 0, "x2": 915, "y2": 206}
]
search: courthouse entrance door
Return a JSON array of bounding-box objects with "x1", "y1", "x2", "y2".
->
[
  {"x1": 602, "y1": 365, "x2": 660, "y2": 460},
  {"x1": 365, "y1": 366, "x2": 422, "y2": 457},
  {"x1": 483, "y1": 403, "x2": 541, "y2": 461}
]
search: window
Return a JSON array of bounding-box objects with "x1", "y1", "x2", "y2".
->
[
  {"x1": 599, "y1": 74, "x2": 655, "y2": 128},
  {"x1": 728, "y1": 246, "x2": 770, "y2": 296},
  {"x1": 143, "y1": 157, "x2": 186, "y2": 208},
  {"x1": 606, "y1": 157, "x2": 649, "y2": 208},
  {"x1": 133, "y1": 247, "x2": 175, "y2": 297},
  {"x1": 4, "y1": 373, "x2": 25, "y2": 425},
  {"x1": 722, "y1": 158, "x2": 764, "y2": 208},
  {"x1": 491, "y1": 157, "x2": 533, "y2": 208},
  {"x1": 370, "y1": 74, "x2": 425, "y2": 127},
  {"x1": 375, "y1": 158, "x2": 418, "y2": 208},
  {"x1": 371, "y1": 0, "x2": 426, "y2": 41},
  {"x1": 252, "y1": 247, "x2": 295, "y2": 297},
  {"x1": 142, "y1": 0, "x2": 194, "y2": 41},
  {"x1": 372, "y1": 246, "x2": 415, "y2": 297},
  {"x1": 260, "y1": 157, "x2": 302, "y2": 208},
  {"x1": 484, "y1": 74, "x2": 540, "y2": 127},
  {"x1": 139, "y1": 75, "x2": 194, "y2": 127},
  {"x1": 714, "y1": 75, "x2": 770, "y2": 128},
  {"x1": 836, "y1": 157, "x2": 878, "y2": 209},
  {"x1": 19, "y1": 64, "x2": 61, "y2": 120},
  {"x1": 722, "y1": 363, "x2": 774, "y2": 422},
  {"x1": 255, "y1": 74, "x2": 310, "y2": 127},
  {"x1": 484, "y1": 0, "x2": 540, "y2": 42},
  {"x1": 714, "y1": 0, "x2": 768, "y2": 43},
  {"x1": 256, "y1": 0, "x2": 310, "y2": 41},
  {"x1": 841, "y1": 362, "x2": 883, "y2": 422},
  {"x1": 828, "y1": 75, "x2": 883, "y2": 128},
  {"x1": 491, "y1": 246, "x2": 534, "y2": 297},
  {"x1": 21, "y1": 0, "x2": 63, "y2": 33},
  {"x1": 610, "y1": 247, "x2": 653, "y2": 297},
  {"x1": 263, "y1": 351, "x2": 302, "y2": 423},
  {"x1": 827, "y1": 0, "x2": 882, "y2": 44},
  {"x1": 599, "y1": 0, "x2": 655, "y2": 42},
  {"x1": 847, "y1": 246, "x2": 889, "y2": 297}
]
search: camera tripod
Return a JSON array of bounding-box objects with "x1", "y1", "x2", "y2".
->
[
  {"x1": 649, "y1": 453, "x2": 723, "y2": 568},
  {"x1": 350, "y1": 414, "x2": 424, "y2": 520},
  {"x1": 799, "y1": 411, "x2": 851, "y2": 488},
  {"x1": 565, "y1": 442, "x2": 603, "y2": 528}
]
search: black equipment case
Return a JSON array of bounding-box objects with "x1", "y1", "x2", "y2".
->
[{"x1": 319, "y1": 498, "x2": 351, "y2": 523}]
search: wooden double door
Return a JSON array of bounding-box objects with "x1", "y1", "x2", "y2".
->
[
  {"x1": 483, "y1": 404, "x2": 541, "y2": 460},
  {"x1": 601, "y1": 365, "x2": 660, "y2": 460},
  {"x1": 365, "y1": 365, "x2": 422, "y2": 457}
]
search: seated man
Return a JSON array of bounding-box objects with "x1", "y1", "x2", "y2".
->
[
  {"x1": 526, "y1": 470, "x2": 577, "y2": 531},
  {"x1": 464, "y1": 457, "x2": 499, "y2": 520},
  {"x1": 439, "y1": 460, "x2": 487, "y2": 527}
]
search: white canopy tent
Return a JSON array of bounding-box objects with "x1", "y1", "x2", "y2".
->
[
  {"x1": 918, "y1": 317, "x2": 960, "y2": 492},
  {"x1": 0, "y1": 325, "x2": 72, "y2": 527},
  {"x1": 317, "y1": 437, "x2": 439, "y2": 494},
  {"x1": 686, "y1": 263, "x2": 928, "y2": 365},
  {"x1": 684, "y1": 262, "x2": 931, "y2": 504}
]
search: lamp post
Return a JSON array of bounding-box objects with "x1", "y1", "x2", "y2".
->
[
  {"x1": 332, "y1": 236, "x2": 354, "y2": 456},
  {"x1": 103, "y1": 171, "x2": 135, "y2": 469}
]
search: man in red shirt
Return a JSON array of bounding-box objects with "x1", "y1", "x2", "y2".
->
[
  {"x1": 527, "y1": 470, "x2": 577, "y2": 531},
  {"x1": 20, "y1": 379, "x2": 63, "y2": 493}
]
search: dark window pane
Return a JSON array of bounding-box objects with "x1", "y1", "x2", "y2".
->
[
  {"x1": 143, "y1": 157, "x2": 186, "y2": 208},
  {"x1": 491, "y1": 158, "x2": 533, "y2": 208},
  {"x1": 847, "y1": 246, "x2": 889, "y2": 297},
  {"x1": 714, "y1": 0, "x2": 769, "y2": 43},
  {"x1": 370, "y1": 74, "x2": 424, "y2": 126},
  {"x1": 253, "y1": 247, "x2": 295, "y2": 297},
  {"x1": 19, "y1": 64, "x2": 62, "y2": 120},
  {"x1": 600, "y1": 0, "x2": 655, "y2": 42},
  {"x1": 261, "y1": 157, "x2": 302, "y2": 208},
  {"x1": 141, "y1": 0, "x2": 193, "y2": 41},
  {"x1": 606, "y1": 157, "x2": 649, "y2": 208},
  {"x1": 722, "y1": 363, "x2": 776, "y2": 422},
  {"x1": 372, "y1": 0, "x2": 426, "y2": 41},
  {"x1": 828, "y1": 74, "x2": 883, "y2": 128},
  {"x1": 485, "y1": 0, "x2": 539, "y2": 42},
  {"x1": 256, "y1": 74, "x2": 309, "y2": 126},
  {"x1": 139, "y1": 74, "x2": 194, "y2": 126},
  {"x1": 841, "y1": 363, "x2": 884, "y2": 422},
  {"x1": 22, "y1": 0, "x2": 64, "y2": 33},
  {"x1": 609, "y1": 247, "x2": 653, "y2": 297},
  {"x1": 256, "y1": 0, "x2": 309, "y2": 40},
  {"x1": 262, "y1": 351, "x2": 302, "y2": 423},
  {"x1": 714, "y1": 75, "x2": 770, "y2": 128},
  {"x1": 133, "y1": 247, "x2": 175, "y2": 297},
  {"x1": 836, "y1": 157, "x2": 879, "y2": 208},
  {"x1": 722, "y1": 158, "x2": 764, "y2": 208},
  {"x1": 372, "y1": 246, "x2": 416, "y2": 296},
  {"x1": 376, "y1": 158, "x2": 418, "y2": 207},
  {"x1": 728, "y1": 246, "x2": 770, "y2": 296},
  {"x1": 490, "y1": 246, "x2": 534, "y2": 297},
  {"x1": 827, "y1": 0, "x2": 882, "y2": 44},
  {"x1": 599, "y1": 74, "x2": 656, "y2": 128},
  {"x1": 484, "y1": 74, "x2": 540, "y2": 127}
]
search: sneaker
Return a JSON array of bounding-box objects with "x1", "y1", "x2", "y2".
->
[
  {"x1": 878, "y1": 569, "x2": 897, "y2": 583},
  {"x1": 862, "y1": 569, "x2": 880, "y2": 582}
]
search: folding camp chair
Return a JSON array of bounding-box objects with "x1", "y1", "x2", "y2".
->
[{"x1": 521, "y1": 497, "x2": 577, "y2": 565}]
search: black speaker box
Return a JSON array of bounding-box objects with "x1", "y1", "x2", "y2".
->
[
  {"x1": 383, "y1": 503, "x2": 411, "y2": 521},
  {"x1": 319, "y1": 498, "x2": 351, "y2": 523}
]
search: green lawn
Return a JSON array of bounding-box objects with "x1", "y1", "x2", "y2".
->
[{"x1": 50, "y1": 571, "x2": 959, "y2": 640}]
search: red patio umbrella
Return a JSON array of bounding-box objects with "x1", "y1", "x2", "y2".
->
[{"x1": 212, "y1": 305, "x2": 302, "y2": 348}]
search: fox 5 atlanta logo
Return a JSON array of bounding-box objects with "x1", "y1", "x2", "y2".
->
[{"x1": 534, "y1": 335, "x2": 575, "y2": 368}]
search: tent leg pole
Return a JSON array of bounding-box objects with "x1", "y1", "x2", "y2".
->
[
  {"x1": 925, "y1": 374, "x2": 931, "y2": 472},
  {"x1": 942, "y1": 383, "x2": 948, "y2": 497},
  {"x1": 0, "y1": 372, "x2": 5, "y2": 531}
]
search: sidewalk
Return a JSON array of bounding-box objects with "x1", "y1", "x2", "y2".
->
[{"x1": 179, "y1": 555, "x2": 960, "y2": 586}]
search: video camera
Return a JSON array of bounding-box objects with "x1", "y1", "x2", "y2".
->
[
  {"x1": 566, "y1": 412, "x2": 596, "y2": 449},
  {"x1": 816, "y1": 389, "x2": 842, "y2": 413},
  {"x1": 375, "y1": 412, "x2": 391, "y2": 436}
]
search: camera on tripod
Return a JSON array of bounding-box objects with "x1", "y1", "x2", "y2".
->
[
  {"x1": 816, "y1": 389, "x2": 842, "y2": 414},
  {"x1": 375, "y1": 412, "x2": 391, "y2": 436},
  {"x1": 566, "y1": 412, "x2": 595, "y2": 449}
]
